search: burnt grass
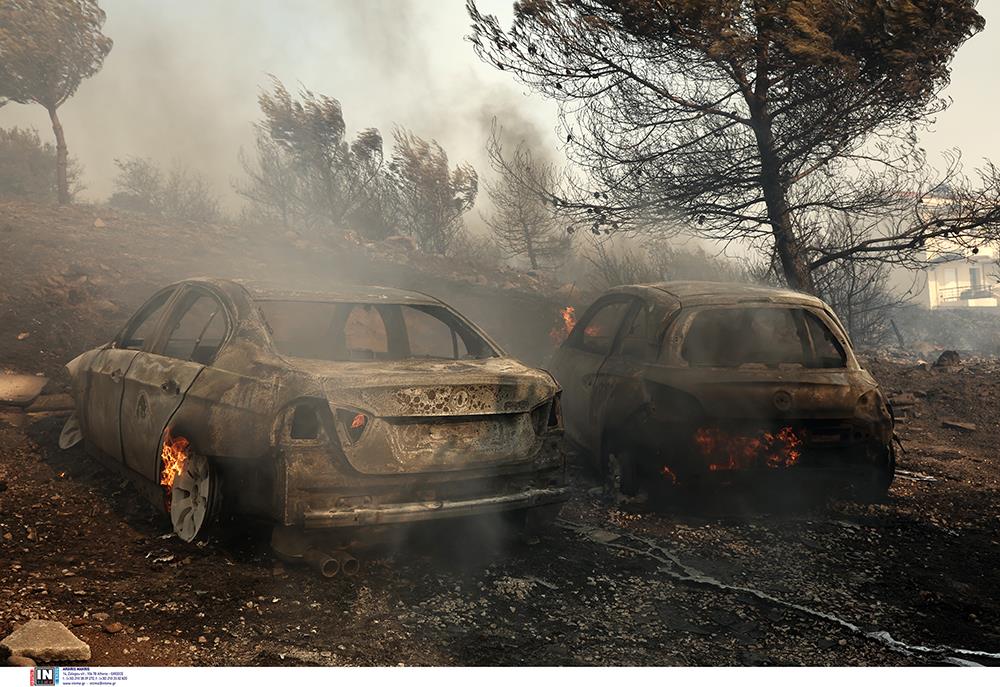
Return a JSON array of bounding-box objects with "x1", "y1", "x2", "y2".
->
[{"x1": 2, "y1": 201, "x2": 1000, "y2": 665}]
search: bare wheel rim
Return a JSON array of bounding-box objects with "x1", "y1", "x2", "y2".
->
[
  {"x1": 606, "y1": 452, "x2": 624, "y2": 496},
  {"x1": 59, "y1": 412, "x2": 82, "y2": 450},
  {"x1": 170, "y1": 452, "x2": 214, "y2": 542}
]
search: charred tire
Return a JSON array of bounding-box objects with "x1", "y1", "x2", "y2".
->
[
  {"x1": 505, "y1": 503, "x2": 562, "y2": 538},
  {"x1": 852, "y1": 444, "x2": 896, "y2": 503},
  {"x1": 603, "y1": 441, "x2": 641, "y2": 500}
]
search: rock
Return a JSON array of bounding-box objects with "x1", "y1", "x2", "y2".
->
[
  {"x1": 0, "y1": 374, "x2": 48, "y2": 406},
  {"x1": 382, "y1": 235, "x2": 418, "y2": 252},
  {"x1": 70, "y1": 618, "x2": 87, "y2": 627},
  {"x1": 934, "y1": 350, "x2": 961, "y2": 368},
  {"x1": 0, "y1": 620, "x2": 91, "y2": 661},
  {"x1": 8, "y1": 655, "x2": 36, "y2": 667},
  {"x1": 941, "y1": 420, "x2": 977, "y2": 433},
  {"x1": 91, "y1": 612, "x2": 110, "y2": 623},
  {"x1": 888, "y1": 392, "x2": 917, "y2": 407},
  {"x1": 102, "y1": 622, "x2": 124, "y2": 634},
  {"x1": 93, "y1": 218, "x2": 106, "y2": 228},
  {"x1": 587, "y1": 529, "x2": 621, "y2": 544},
  {"x1": 16, "y1": 332, "x2": 29, "y2": 340}
]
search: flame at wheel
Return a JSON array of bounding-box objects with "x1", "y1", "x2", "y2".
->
[{"x1": 160, "y1": 431, "x2": 190, "y2": 511}]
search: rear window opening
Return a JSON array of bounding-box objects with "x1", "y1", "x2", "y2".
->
[
  {"x1": 256, "y1": 300, "x2": 498, "y2": 362},
  {"x1": 680, "y1": 306, "x2": 846, "y2": 369}
]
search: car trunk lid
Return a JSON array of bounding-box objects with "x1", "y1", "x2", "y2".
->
[{"x1": 290, "y1": 357, "x2": 558, "y2": 474}]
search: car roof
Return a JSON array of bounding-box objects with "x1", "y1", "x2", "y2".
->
[
  {"x1": 177, "y1": 277, "x2": 443, "y2": 305},
  {"x1": 605, "y1": 280, "x2": 828, "y2": 309}
]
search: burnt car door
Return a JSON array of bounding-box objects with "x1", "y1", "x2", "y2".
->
[
  {"x1": 120, "y1": 286, "x2": 231, "y2": 482},
  {"x1": 550, "y1": 295, "x2": 637, "y2": 450},
  {"x1": 80, "y1": 288, "x2": 176, "y2": 462},
  {"x1": 590, "y1": 297, "x2": 676, "y2": 436}
]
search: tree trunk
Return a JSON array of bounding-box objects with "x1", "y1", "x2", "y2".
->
[
  {"x1": 749, "y1": 107, "x2": 815, "y2": 293},
  {"x1": 523, "y1": 224, "x2": 538, "y2": 270},
  {"x1": 47, "y1": 106, "x2": 70, "y2": 205}
]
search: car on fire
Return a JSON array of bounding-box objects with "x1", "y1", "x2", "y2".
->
[
  {"x1": 549, "y1": 281, "x2": 895, "y2": 501},
  {"x1": 61, "y1": 278, "x2": 568, "y2": 569}
]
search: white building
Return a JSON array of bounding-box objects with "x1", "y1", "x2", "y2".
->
[
  {"x1": 924, "y1": 241, "x2": 998, "y2": 308},
  {"x1": 921, "y1": 194, "x2": 998, "y2": 309}
]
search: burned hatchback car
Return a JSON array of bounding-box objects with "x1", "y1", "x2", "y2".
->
[
  {"x1": 550, "y1": 282, "x2": 895, "y2": 500},
  {"x1": 63, "y1": 278, "x2": 567, "y2": 564}
]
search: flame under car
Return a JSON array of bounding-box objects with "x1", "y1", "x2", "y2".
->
[
  {"x1": 549, "y1": 281, "x2": 895, "y2": 500},
  {"x1": 63, "y1": 278, "x2": 567, "y2": 545}
]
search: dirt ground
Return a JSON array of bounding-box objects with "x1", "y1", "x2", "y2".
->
[{"x1": 2, "y1": 201, "x2": 1000, "y2": 666}]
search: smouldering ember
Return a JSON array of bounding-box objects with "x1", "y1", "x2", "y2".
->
[
  {"x1": 661, "y1": 465, "x2": 678, "y2": 485},
  {"x1": 160, "y1": 431, "x2": 190, "y2": 510},
  {"x1": 693, "y1": 426, "x2": 803, "y2": 472},
  {"x1": 549, "y1": 305, "x2": 577, "y2": 344}
]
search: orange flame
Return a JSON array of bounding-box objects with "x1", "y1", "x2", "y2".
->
[
  {"x1": 549, "y1": 306, "x2": 577, "y2": 344},
  {"x1": 693, "y1": 426, "x2": 802, "y2": 472},
  {"x1": 351, "y1": 413, "x2": 367, "y2": 429},
  {"x1": 160, "y1": 431, "x2": 190, "y2": 511}
]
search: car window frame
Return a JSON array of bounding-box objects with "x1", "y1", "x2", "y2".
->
[
  {"x1": 149, "y1": 285, "x2": 234, "y2": 365},
  {"x1": 253, "y1": 299, "x2": 502, "y2": 363},
  {"x1": 114, "y1": 286, "x2": 180, "y2": 352},
  {"x1": 566, "y1": 295, "x2": 640, "y2": 357},
  {"x1": 801, "y1": 307, "x2": 851, "y2": 369},
  {"x1": 611, "y1": 299, "x2": 680, "y2": 363}
]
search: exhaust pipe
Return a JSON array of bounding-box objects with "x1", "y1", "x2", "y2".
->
[
  {"x1": 331, "y1": 549, "x2": 360, "y2": 576},
  {"x1": 304, "y1": 548, "x2": 340, "y2": 578}
]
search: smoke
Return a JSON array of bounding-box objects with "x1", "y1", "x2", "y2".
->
[{"x1": 0, "y1": 0, "x2": 558, "y2": 211}]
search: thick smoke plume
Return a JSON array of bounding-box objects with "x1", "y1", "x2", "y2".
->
[{"x1": 0, "y1": 0, "x2": 558, "y2": 210}]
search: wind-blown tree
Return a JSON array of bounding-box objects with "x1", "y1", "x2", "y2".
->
[
  {"x1": 243, "y1": 78, "x2": 386, "y2": 234},
  {"x1": 484, "y1": 130, "x2": 572, "y2": 269},
  {"x1": 0, "y1": 0, "x2": 112, "y2": 204},
  {"x1": 468, "y1": 0, "x2": 1000, "y2": 293},
  {"x1": 390, "y1": 128, "x2": 478, "y2": 254},
  {"x1": 236, "y1": 130, "x2": 301, "y2": 229}
]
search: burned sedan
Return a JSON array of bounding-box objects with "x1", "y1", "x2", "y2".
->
[
  {"x1": 62, "y1": 278, "x2": 567, "y2": 563},
  {"x1": 550, "y1": 281, "x2": 895, "y2": 500}
]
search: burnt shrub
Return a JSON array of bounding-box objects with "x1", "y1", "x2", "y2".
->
[
  {"x1": 0, "y1": 126, "x2": 83, "y2": 202},
  {"x1": 110, "y1": 156, "x2": 221, "y2": 222}
]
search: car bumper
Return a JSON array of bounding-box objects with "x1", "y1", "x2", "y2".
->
[{"x1": 301, "y1": 485, "x2": 571, "y2": 528}]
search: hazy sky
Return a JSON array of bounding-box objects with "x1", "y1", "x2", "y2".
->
[{"x1": 2, "y1": 0, "x2": 998, "y2": 210}]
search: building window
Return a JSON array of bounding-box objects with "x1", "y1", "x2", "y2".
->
[{"x1": 971, "y1": 266, "x2": 983, "y2": 293}]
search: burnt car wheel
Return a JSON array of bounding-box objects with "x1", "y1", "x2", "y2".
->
[
  {"x1": 170, "y1": 452, "x2": 221, "y2": 542},
  {"x1": 59, "y1": 412, "x2": 83, "y2": 450},
  {"x1": 852, "y1": 445, "x2": 896, "y2": 503},
  {"x1": 604, "y1": 443, "x2": 641, "y2": 502}
]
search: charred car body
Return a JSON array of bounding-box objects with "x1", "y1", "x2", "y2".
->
[
  {"x1": 550, "y1": 282, "x2": 895, "y2": 499},
  {"x1": 64, "y1": 278, "x2": 567, "y2": 559}
]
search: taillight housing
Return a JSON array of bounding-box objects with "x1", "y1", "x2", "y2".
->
[
  {"x1": 531, "y1": 394, "x2": 563, "y2": 435},
  {"x1": 335, "y1": 408, "x2": 370, "y2": 444}
]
